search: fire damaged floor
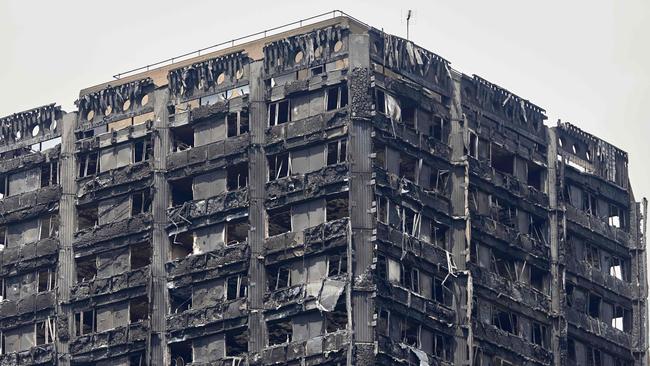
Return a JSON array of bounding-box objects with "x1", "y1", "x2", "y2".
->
[{"x1": 0, "y1": 11, "x2": 646, "y2": 366}]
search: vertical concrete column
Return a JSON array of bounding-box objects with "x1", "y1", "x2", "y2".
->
[
  {"x1": 56, "y1": 112, "x2": 78, "y2": 366},
  {"x1": 247, "y1": 60, "x2": 268, "y2": 353},
  {"x1": 547, "y1": 128, "x2": 564, "y2": 366},
  {"x1": 151, "y1": 88, "x2": 171, "y2": 366},
  {"x1": 630, "y1": 195, "x2": 648, "y2": 366},
  {"x1": 448, "y1": 71, "x2": 470, "y2": 365},
  {"x1": 348, "y1": 33, "x2": 375, "y2": 364}
]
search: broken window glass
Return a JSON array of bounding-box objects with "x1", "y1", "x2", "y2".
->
[
  {"x1": 491, "y1": 251, "x2": 516, "y2": 282},
  {"x1": 492, "y1": 307, "x2": 518, "y2": 335},
  {"x1": 373, "y1": 140, "x2": 386, "y2": 169},
  {"x1": 40, "y1": 214, "x2": 59, "y2": 239},
  {"x1": 40, "y1": 161, "x2": 58, "y2": 187},
  {"x1": 528, "y1": 215, "x2": 548, "y2": 244},
  {"x1": 325, "y1": 83, "x2": 348, "y2": 111},
  {"x1": 430, "y1": 116, "x2": 445, "y2": 142},
  {"x1": 327, "y1": 139, "x2": 347, "y2": 165},
  {"x1": 269, "y1": 266, "x2": 291, "y2": 290},
  {"x1": 268, "y1": 100, "x2": 290, "y2": 126},
  {"x1": 268, "y1": 320, "x2": 292, "y2": 345},
  {"x1": 77, "y1": 204, "x2": 99, "y2": 230},
  {"x1": 226, "y1": 220, "x2": 249, "y2": 246},
  {"x1": 74, "y1": 309, "x2": 96, "y2": 336},
  {"x1": 35, "y1": 318, "x2": 55, "y2": 345},
  {"x1": 609, "y1": 256, "x2": 626, "y2": 281},
  {"x1": 608, "y1": 204, "x2": 626, "y2": 229},
  {"x1": 529, "y1": 266, "x2": 547, "y2": 293},
  {"x1": 171, "y1": 124, "x2": 194, "y2": 152},
  {"x1": 0, "y1": 175, "x2": 6, "y2": 199},
  {"x1": 76, "y1": 256, "x2": 97, "y2": 283},
  {"x1": 582, "y1": 191, "x2": 598, "y2": 215},
  {"x1": 227, "y1": 162, "x2": 248, "y2": 191},
  {"x1": 226, "y1": 275, "x2": 247, "y2": 300},
  {"x1": 429, "y1": 168, "x2": 449, "y2": 194},
  {"x1": 327, "y1": 254, "x2": 347, "y2": 277},
  {"x1": 377, "y1": 196, "x2": 389, "y2": 224},
  {"x1": 267, "y1": 207, "x2": 291, "y2": 237},
  {"x1": 268, "y1": 153, "x2": 290, "y2": 181},
  {"x1": 131, "y1": 189, "x2": 152, "y2": 216},
  {"x1": 378, "y1": 308, "x2": 390, "y2": 336},
  {"x1": 400, "y1": 99, "x2": 416, "y2": 129}
]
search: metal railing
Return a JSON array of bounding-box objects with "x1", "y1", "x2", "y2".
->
[{"x1": 113, "y1": 10, "x2": 369, "y2": 80}]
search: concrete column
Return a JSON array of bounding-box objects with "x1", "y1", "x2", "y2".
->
[
  {"x1": 247, "y1": 60, "x2": 268, "y2": 353},
  {"x1": 151, "y1": 88, "x2": 171, "y2": 365},
  {"x1": 547, "y1": 128, "x2": 564, "y2": 366},
  {"x1": 448, "y1": 71, "x2": 470, "y2": 365},
  {"x1": 56, "y1": 112, "x2": 78, "y2": 366}
]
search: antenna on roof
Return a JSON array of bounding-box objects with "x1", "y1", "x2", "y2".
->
[{"x1": 406, "y1": 10, "x2": 412, "y2": 40}]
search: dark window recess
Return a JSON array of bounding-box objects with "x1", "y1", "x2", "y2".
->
[
  {"x1": 327, "y1": 139, "x2": 347, "y2": 165},
  {"x1": 77, "y1": 204, "x2": 98, "y2": 230},
  {"x1": 36, "y1": 319, "x2": 54, "y2": 345},
  {"x1": 0, "y1": 175, "x2": 7, "y2": 199},
  {"x1": 429, "y1": 168, "x2": 449, "y2": 193},
  {"x1": 268, "y1": 153, "x2": 290, "y2": 181},
  {"x1": 38, "y1": 269, "x2": 55, "y2": 292},
  {"x1": 227, "y1": 111, "x2": 250, "y2": 138},
  {"x1": 401, "y1": 319, "x2": 419, "y2": 347},
  {"x1": 129, "y1": 296, "x2": 149, "y2": 323},
  {"x1": 585, "y1": 244, "x2": 601, "y2": 269},
  {"x1": 491, "y1": 251, "x2": 516, "y2": 282},
  {"x1": 169, "y1": 287, "x2": 192, "y2": 313},
  {"x1": 431, "y1": 222, "x2": 448, "y2": 249},
  {"x1": 133, "y1": 139, "x2": 153, "y2": 163},
  {"x1": 130, "y1": 243, "x2": 152, "y2": 270},
  {"x1": 129, "y1": 353, "x2": 146, "y2": 366},
  {"x1": 131, "y1": 189, "x2": 152, "y2": 215},
  {"x1": 492, "y1": 307, "x2": 518, "y2": 335},
  {"x1": 326, "y1": 195, "x2": 349, "y2": 221},
  {"x1": 171, "y1": 125, "x2": 194, "y2": 152},
  {"x1": 268, "y1": 100, "x2": 290, "y2": 126},
  {"x1": 328, "y1": 254, "x2": 347, "y2": 277},
  {"x1": 433, "y1": 333, "x2": 452, "y2": 361},
  {"x1": 171, "y1": 177, "x2": 193, "y2": 206},
  {"x1": 41, "y1": 161, "x2": 58, "y2": 187},
  {"x1": 373, "y1": 140, "x2": 386, "y2": 168},
  {"x1": 76, "y1": 256, "x2": 97, "y2": 283},
  {"x1": 311, "y1": 65, "x2": 324, "y2": 76},
  {"x1": 325, "y1": 299, "x2": 347, "y2": 332},
  {"x1": 567, "y1": 338, "x2": 576, "y2": 360},
  {"x1": 402, "y1": 207, "x2": 416, "y2": 236},
  {"x1": 267, "y1": 207, "x2": 291, "y2": 237},
  {"x1": 527, "y1": 162, "x2": 544, "y2": 190},
  {"x1": 468, "y1": 131, "x2": 478, "y2": 158},
  {"x1": 376, "y1": 90, "x2": 386, "y2": 114},
  {"x1": 609, "y1": 256, "x2": 627, "y2": 281},
  {"x1": 170, "y1": 232, "x2": 193, "y2": 260},
  {"x1": 531, "y1": 322, "x2": 548, "y2": 348},
  {"x1": 377, "y1": 195, "x2": 389, "y2": 224},
  {"x1": 325, "y1": 84, "x2": 349, "y2": 111},
  {"x1": 170, "y1": 341, "x2": 193, "y2": 366},
  {"x1": 491, "y1": 143, "x2": 514, "y2": 175},
  {"x1": 582, "y1": 191, "x2": 598, "y2": 215},
  {"x1": 269, "y1": 266, "x2": 291, "y2": 290},
  {"x1": 40, "y1": 214, "x2": 59, "y2": 240},
  {"x1": 608, "y1": 204, "x2": 626, "y2": 229},
  {"x1": 399, "y1": 153, "x2": 417, "y2": 182},
  {"x1": 226, "y1": 329, "x2": 248, "y2": 356},
  {"x1": 226, "y1": 275, "x2": 247, "y2": 300},
  {"x1": 588, "y1": 293, "x2": 601, "y2": 318},
  {"x1": 377, "y1": 255, "x2": 387, "y2": 280},
  {"x1": 78, "y1": 152, "x2": 99, "y2": 178},
  {"x1": 74, "y1": 309, "x2": 96, "y2": 336},
  {"x1": 378, "y1": 308, "x2": 390, "y2": 335},
  {"x1": 226, "y1": 220, "x2": 249, "y2": 246},
  {"x1": 268, "y1": 320, "x2": 292, "y2": 345},
  {"x1": 401, "y1": 99, "x2": 416, "y2": 129},
  {"x1": 587, "y1": 346, "x2": 602, "y2": 366},
  {"x1": 227, "y1": 162, "x2": 248, "y2": 190},
  {"x1": 566, "y1": 283, "x2": 575, "y2": 308},
  {"x1": 430, "y1": 116, "x2": 445, "y2": 142},
  {"x1": 529, "y1": 215, "x2": 548, "y2": 244},
  {"x1": 433, "y1": 277, "x2": 453, "y2": 307},
  {"x1": 529, "y1": 266, "x2": 547, "y2": 293},
  {"x1": 401, "y1": 265, "x2": 420, "y2": 293},
  {"x1": 491, "y1": 197, "x2": 516, "y2": 228}
]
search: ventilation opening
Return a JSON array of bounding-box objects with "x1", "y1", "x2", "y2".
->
[
  {"x1": 267, "y1": 207, "x2": 291, "y2": 237},
  {"x1": 170, "y1": 177, "x2": 194, "y2": 207}
]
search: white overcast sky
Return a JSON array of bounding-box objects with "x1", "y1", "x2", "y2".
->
[{"x1": 1, "y1": 0, "x2": 648, "y2": 201}]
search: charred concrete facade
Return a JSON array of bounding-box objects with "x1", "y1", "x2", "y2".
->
[{"x1": 0, "y1": 13, "x2": 646, "y2": 366}]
